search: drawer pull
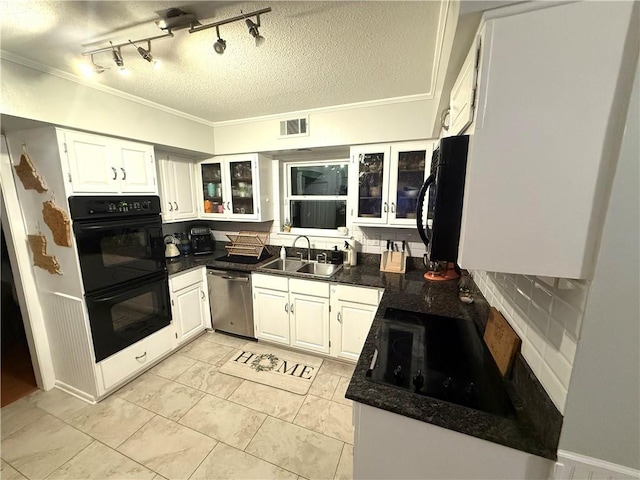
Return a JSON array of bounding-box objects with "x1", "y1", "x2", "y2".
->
[{"x1": 135, "y1": 352, "x2": 147, "y2": 360}]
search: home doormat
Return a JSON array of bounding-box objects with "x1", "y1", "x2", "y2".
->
[{"x1": 219, "y1": 343, "x2": 323, "y2": 395}]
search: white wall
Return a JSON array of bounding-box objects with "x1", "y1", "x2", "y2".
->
[
  {"x1": 212, "y1": 96, "x2": 437, "y2": 155},
  {"x1": 558, "y1": 62, "x2": 640, "y2": 471},
  {"x1": 0, "y1": 57, "x2": 215, "y2": 155}
]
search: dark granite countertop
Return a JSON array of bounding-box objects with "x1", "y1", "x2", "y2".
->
[
  {"x1": 166, "y1": 250, "x2": 276, "y2": 276},
  {"x1": 165, "y1": 251, "x2": 560, "y2": 459},
  {"x1": 344, "y1": 273, "x2": 560, "y2": 461}
]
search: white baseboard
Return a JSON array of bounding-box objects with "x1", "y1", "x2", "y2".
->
[
  {"x1": 553, "y1": 450, "x2": 640, "y2": 480},
  {"x1": 55, "y1": 381, "x2": 96, "y2": 404}
]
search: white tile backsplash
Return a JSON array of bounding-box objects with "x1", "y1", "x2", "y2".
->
[{"x1": 476, "y1": 270, "x2": 591, "y2": 414}]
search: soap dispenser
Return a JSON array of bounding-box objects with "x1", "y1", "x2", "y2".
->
[
  {"x1": 280, "y1": 246, "x2": 286, "y2": 260},
  {"x1": 342, "y1": 241, "x2": 352, "y2": 269}
]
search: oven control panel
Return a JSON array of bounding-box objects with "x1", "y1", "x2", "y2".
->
[
  {"x1": 69, "y1": 196, "x2": 161, "y2": 219},
  {"x1": 100, "y1": 200, "x2": 151, "y2": 213}
]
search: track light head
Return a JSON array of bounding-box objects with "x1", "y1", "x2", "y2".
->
[
  {"x1": 130, "y1": 40, "x2": 154, "y2": 62},
  {"x1": 245, "y1": 18, "x2": 265, "y2": 46},
  {"x1": 213, "y1": 26, "x2": 226, "y2": 55},
  {"x1": 110, "y1": 42, "x2": 124, "y2": 67},
  {"x1": 90, "y1": 54, "x2": 106, "y2": 74}
]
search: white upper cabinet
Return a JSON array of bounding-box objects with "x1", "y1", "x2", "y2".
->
[
  {"x1": 64, "y1": 131, "x2": 115, "y2": 193},
  {"x1": 116, "y1": 141, "x2": 157, "y2": 193},
  {"x1": 459, "y1": 1, "x2": 638, "y2": 279},
  {"x1": 448, "y1": 36, "x2": 480, "y2": 137},
  {"x1": 350, "y1": 141, "x2": 433, "y2": 227},
  {"x1": 197, "y1": 154, "x2": 273, "y2": 222},
  {"x1": 62, "y1": 130, "x2": 157, "y2": 195},
  {"x1": 157, "y1": 153, "x2": 198, "y2": 222}
]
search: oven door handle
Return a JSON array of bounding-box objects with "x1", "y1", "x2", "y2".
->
[{"x1": 74, "y1": 216, "x2": 161, "y2": 231}]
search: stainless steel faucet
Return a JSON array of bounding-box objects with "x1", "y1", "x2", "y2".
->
[{"x1": 293, "y1": 235, "x2": 311, "y2": 262}]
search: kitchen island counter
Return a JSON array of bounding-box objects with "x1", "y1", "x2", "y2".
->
[{"x1": 344, "y1": 272, "x2": 562, "y2": 461}]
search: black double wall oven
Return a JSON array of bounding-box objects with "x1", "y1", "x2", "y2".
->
[{"x1": 70, "y1": 196, "x2": 171, "y2": 362}]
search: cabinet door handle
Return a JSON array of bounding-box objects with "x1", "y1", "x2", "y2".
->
[
  {"x1": 285, "y1": 303, "x2": 288, "y2": 313},
  {"x1": 290, "y1": 303, "x2": 294, "y2": 314},
  {"x1": 168, "y1": 202, "x2": 173, "y2": 212},
  {"x1": 121, "y1": 167, "x2": 126, "y2": 181},
  {"x1": 337, "y1": 312, "x2": 342, "y2": 323},
  {"x1": 111, "y1": 167, "x2": 117, "y2": 180},
  {"x1": 391, "y1": 202, "x2": 396, "y2": 213},
  {"x1": 383, "y1": 202, "x2": 388, "y2": 213},
  {"x1": 135, "y1": 351, "x2": 147, "y2": 360},
  {"x1": 173, "y1": 202, "x2": 178, "y2": 211},
  {"x1": 200, "y1": 290, "x2": 205, "y2": 300},
  {"x1": 226, "y1": 202, "x2": 231, "y2": 211}
]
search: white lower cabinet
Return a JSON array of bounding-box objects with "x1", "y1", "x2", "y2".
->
[
  {"x1": 353, "y1": 402, "x2": 553, "y2": 480},
  {"x1": 252, "y1": 273, "x2": 381, "y2": 360},
  {"x1": 330, "y1": 284, "x2": 382, "y2": 361},
  {"x1": 254, "y1": 286, "x2": 291, "y2": 345},
  {"x1": 253, "y1": 274, "x2": 330, "y2": 354},
  {"x1": 169, "y1": 267, "x2": 211, "y2": 347},
  {"x1": 98, "y1": 326, "x2": 173, "y2": 392},
  {"x1": 289, "y1": 279, "x2": 330, "y2": 354}
]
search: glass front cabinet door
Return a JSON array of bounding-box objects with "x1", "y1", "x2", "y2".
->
[
  {"x1": 198, "y1": 154, "x2": 273, "y2": 221},
  {"x1": 388, "y1": 142, "x2": 431, "y2": 226},
  {"x1": 350, "y1": 144, "x2": 391, "y2": 225},
  {"x1": 350, "y1": 141, "x2": 432, "y2": 227},
  {"x1": 201, "y1": 160, "x2": 225, "y2": 217}
]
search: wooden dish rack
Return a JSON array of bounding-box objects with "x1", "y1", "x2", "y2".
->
[{"x1": 225, "y1": 231, "x2": 270, "y2": 258}]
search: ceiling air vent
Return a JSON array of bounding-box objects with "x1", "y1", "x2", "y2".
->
[{"x1": 279, "y1": 117, "x2": 309, "y2": 138}]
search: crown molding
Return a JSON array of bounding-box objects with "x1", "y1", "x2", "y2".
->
[
  {"x1": 0, "y1": 50, "x2": 216, "y2": 127},
  {"x1": 211, "y1": 93, "x2": 432, "y2": 127}
]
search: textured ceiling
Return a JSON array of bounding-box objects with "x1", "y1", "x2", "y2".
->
[{"x1": 0, "y1": 1, "x2": 445, "y2": 123}]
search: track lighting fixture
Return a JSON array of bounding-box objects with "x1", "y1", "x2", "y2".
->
[
  {"x1": 129, "y1": 39, "x2": 161, "y2": 69},
  {"x1": 90, "y1": 54, "x2": 106, "y2": 74},
  {"x1": 110, "y1": 41, "x2": 129, "y2": 75},
  {"x1": 245, "y1": 17, "x2": 265, "y2": 46},
  {"x1": 213, "y1": 26, "x2": 226, "y2": 55},
  {"x1": 82, "y1": 7, "x2": 271, "y2": 76},
  {"x1": 110, "y1": 42, "x2": 123, "y2": 67}
]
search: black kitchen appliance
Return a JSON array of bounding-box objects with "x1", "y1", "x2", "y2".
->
[
  {"x1": 190, "y1": 226, "x2": 215, "y2": 255},
  {"x1": 368, "y1": 307, "x2": 515, "y2": 417},
  {"x1": 70, "y1": 195, "x2": 171, "y2": 362},
  {"x1": 416, "y1": 135, "x2": 469, "y2": 280}
]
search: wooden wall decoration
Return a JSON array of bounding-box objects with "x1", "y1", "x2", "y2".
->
[
  {"x1": 28, "y1": 234, "x2": 62, "y2": 275},
  {"x1": 14, "y1": 152, "x2": 48, "y2": 193},
  {"x1": 42, "y1": 200, "x2": 72, "y2": 247}
]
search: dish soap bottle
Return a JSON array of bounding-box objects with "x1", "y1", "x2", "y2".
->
[
  {"x1": 280, "y1": 246, "x2": 286, "y2": 260},
  {"x1": 342, "y1": 241, "x2": 352, "y2": 269}
]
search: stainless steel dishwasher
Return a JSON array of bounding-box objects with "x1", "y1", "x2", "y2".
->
[{"x1": 207, "y1": 269, "x2": 254, "y2": 338}]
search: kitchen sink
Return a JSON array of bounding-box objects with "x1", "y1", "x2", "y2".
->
[
  {"x1": 259, "y1": 258, "x2": 342, "y2": 278},
  {"x1": 260, "y1": 258, "x2": 306, "y2": 272},
  {"x1": 295, "y1": 262, "x2": 342, "y2": 278}
]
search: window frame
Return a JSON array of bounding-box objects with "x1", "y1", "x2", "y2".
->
[{"x1": 283, "y1": 159, "x2": 350, "y2": 236}]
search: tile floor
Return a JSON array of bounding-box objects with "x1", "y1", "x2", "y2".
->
[{"x1": 0, "y1": 332, "x2": 356, "y2": 480}]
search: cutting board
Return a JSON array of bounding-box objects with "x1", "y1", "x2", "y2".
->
[{"x1": 483, "y1": 307, "x2": 521, "y2": 376}]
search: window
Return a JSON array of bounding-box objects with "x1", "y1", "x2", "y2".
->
[{"x1": 285, "y1": 161, "x2": 349, "y2": 232}]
